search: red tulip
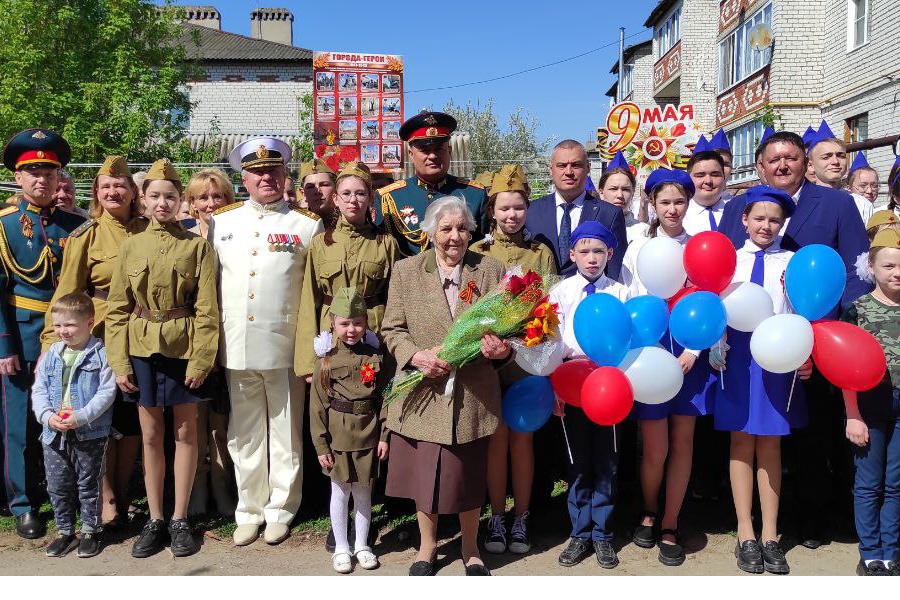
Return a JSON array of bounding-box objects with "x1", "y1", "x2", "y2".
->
[
  {"x1": 580, "y1": 367, "x2": 634, "y2": 426},
  {"x1": 550, "y1": 359, "x2": 597, "y2": 407},
  {"x1": 683, "y1": 231, "x2": 737, "y2": 294},
  {"x1": 812, "y1": 320, "x2": 886, "y2": 392}
]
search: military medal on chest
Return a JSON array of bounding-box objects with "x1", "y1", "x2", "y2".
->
[{"x1": 268, "y1": 233, "x2": 304, "y2": 253}]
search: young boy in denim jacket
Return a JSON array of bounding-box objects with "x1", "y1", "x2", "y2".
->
[{"x1": 32, "y1": 293, "x2": 116, "y2": 558}]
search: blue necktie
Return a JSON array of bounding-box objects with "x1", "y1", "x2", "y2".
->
[
  {"x1": 707, "y1": 207, "x2": 718, "y2": 232},
  {"x1": 583, "y1": 282, "x2": 596, "y2": 296},
  {"x1": 750, "y1": 249, "x2": 765, "y2": 285},
  {"x1": 558, "y1": 203, "x2": 574, "y2": 264}
]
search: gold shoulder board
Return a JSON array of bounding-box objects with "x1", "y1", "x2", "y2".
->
[
  {"x1": 213, "y1": 202, "x2": 242, "y2": 216},
  {"x1": 460, "y1": 178, "x2": 484, "y2": 190},
  {"x1": 291, "y1": 206, "x2": 321, "y2": 221},
  {"x1": 378, "y1": 179, "x2": 407, "y2": 195},
  {"x1": 0, "y1": 206, "x2": 18, "y2": 218}
]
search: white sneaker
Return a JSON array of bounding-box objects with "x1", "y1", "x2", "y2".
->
[
  {"x1": 332, "y1": 551, "x2": 353, "y2": 573},
  {"x1": 355, "y1": 547, "x2": 379, "y2": 570}
]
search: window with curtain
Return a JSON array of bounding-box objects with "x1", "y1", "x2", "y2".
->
[
  {"x1": 655, "y1": 5, "x2": 682, "y2": 57},
  {"x1": 718, "y1": 2, "x2": 773, "y2": 91},
  {"x1": 726, "y1": 120, "x2": 765, "y2": 183}
]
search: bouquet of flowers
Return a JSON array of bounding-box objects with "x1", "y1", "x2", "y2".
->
[{"x1": 384, "y1": 268, "x2": 560, "y2": 404}]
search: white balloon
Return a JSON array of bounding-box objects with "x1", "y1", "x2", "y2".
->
[
  {"x1": 636, "y1": 237, "x2": 687, "y2": 299},
  {"x1": 720, "y1": 281, "x2": 775, "y2": 332},
  {"x1": 619, "y1": 346, "x2": 684, "y2": 405},
  {"x1": 750, "y1": 314, "x2": 813, "y2": 374}
]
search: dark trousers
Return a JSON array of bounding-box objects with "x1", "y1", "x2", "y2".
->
[
  {"x1": 566, "y1": 407, "x2": 618, "y2": 542},
  {"x1": 43, "y1": 434, "x2": 108, "y2": 534},
  {"x1": 852, "y1": 388, "x2": 900, "y2": 562},
  {"x1": 793, "y1": 371, "x2": 854, "y2": 534},
  {"x1": 1, "y1": 362, "x2": 43, "y2": 516}
]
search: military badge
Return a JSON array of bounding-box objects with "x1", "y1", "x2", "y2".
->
[
  {"x1": 423, "y1": 114, "x2": 437, "y2": 126},
  {"x1": 36, "y1": 151, "x2": 45, "y2": 159},
  {"x1": 399, "y1": 205, "x2": 418, "y2": 227},
  {"x1": 32, "y1": 131, "x2": 47, "y2": 139},
  {"x1": 256, "y1": 145, "x2": 269, "y2": 159},
  {"x1": 360, "y1": 362, "x2": 376, "y2": 386},
  {"x1": 19, "y1": 213, "x2": 33, "y2": 239}
]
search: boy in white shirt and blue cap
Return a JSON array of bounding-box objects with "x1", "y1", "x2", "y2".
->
[{"x1": 550, "y1": 220, "x2": 629, "y2": 570}]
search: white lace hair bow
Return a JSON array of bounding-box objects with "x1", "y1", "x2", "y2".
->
[{"x1": 313, "y1": 330, "x2": 380, "y2": 358}]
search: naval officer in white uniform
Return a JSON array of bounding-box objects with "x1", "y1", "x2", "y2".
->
[{"x1": 209, "y1": 138, "x2": 324, "y2": 546}]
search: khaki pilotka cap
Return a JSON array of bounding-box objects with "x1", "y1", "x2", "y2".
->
[
  {"x1": 866, "y1": 210, "x2": 899, "y2": 231},
  {"x1": 96, "y1": 155, "x2": 130, "y2": 178},
  {"x1": 299, "y1": 158, "x2": 335, "y2": 183},
  {"x1": 144, "y1": 159, "x2": 181, "y2": 186},
  {"x1": 489, "y1": 164, "x2": 531, "y2": 197},
  {"x1": 337, "y1": 161, "x2": 372, "y2": 185},
  {"x1": 871, "y1": 227, "x2": 900, "y2": 250},
  {"x1": 330, "y1": 287, "x2": 367, "y2": 319},
  {"x1": 474, "y1": 170, "x2": 496, "y2": 190}
]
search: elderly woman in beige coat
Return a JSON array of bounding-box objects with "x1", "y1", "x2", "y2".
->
[{"x1": 381, "y1": 196, "x2": 509, "y2": 576}]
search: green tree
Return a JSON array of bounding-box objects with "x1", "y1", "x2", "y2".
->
[
  {"x1": 443, "y1": 99, "x2": 552, "y2": 196},
  {"x1": 291, "y1": 92, "x2": 314, "y2": 163},
  {"x1": 0, "y1": 0, "x2": 196, "y2": 164}
]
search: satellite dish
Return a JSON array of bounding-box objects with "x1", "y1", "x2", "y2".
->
[{"x1": 749, "y1": 23, "x2": 773, "y2": 50}]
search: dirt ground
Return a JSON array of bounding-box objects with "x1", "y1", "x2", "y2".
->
[{"x1": 0, "y1": 504, "x2": 861, "y2": 576}]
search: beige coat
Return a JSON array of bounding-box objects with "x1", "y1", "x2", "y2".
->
[{"x1": 381, "y1": 249, "x2": 505, "y2": 445}]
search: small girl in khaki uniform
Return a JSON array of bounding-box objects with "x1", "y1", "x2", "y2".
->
[{"x1": 311, "y1": 287, "x2": 389, "y2": 573}]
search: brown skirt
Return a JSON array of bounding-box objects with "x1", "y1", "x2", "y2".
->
[
  {"x1": 324, "y1": 448, "x2": 377, "y2": 484},
  {"x1": 386, "y1": 433, "x2": 489, "y2": 515}
]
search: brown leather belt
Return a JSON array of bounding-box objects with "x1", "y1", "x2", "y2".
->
[
  {"x1": 329, "y1": 397, "x2": 376, "y2": 415},
  {"x1": 89, "y1": 288, "x2": 109, "y2": 301},
  {"x1": 132, "y1": 305, "x2": 193, "y2": 323},
  {"x1": 322, "y1": 294, "x2": 383, "y2": 309}
]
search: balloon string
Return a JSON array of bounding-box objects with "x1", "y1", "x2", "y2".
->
[
  {"x1": 612, "y1": 425, "x2": 617, "y2": 453},
  {"x1": 787, "y1": 370, "x2": 797, "y2": 413},
  {"x1": 719, "y1": 340, "x2": 725, "y2": 391},
  {"x1": 669, "y1": 331, "x2": 674, "y2": 354},
  {"x1": 560, "y1": 416, "x2": 574, "y2": 464}
]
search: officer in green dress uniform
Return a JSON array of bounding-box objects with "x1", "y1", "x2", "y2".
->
[
  {"x1": 0, "y1": 129, "x2": 85, "y2": 538},
  {"x1": 375, "y1": 111, "x2": 487, "y2": 257}
]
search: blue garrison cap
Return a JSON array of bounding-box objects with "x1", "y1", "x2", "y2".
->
[
  {"x1": 801, "y1": 126, "x2": 817, "y2": 148},
  {"x1": 643, "y1": 167, "x2": 695, "y2": 198},
  {"x1": 608, "y1": 150, "x2": 629, "y2": 171},
  {"x1": 759, "y1": 125, "x2": 775, "y2": 147},
  {"x1": 848, "y1": 151, "x2": 870, "y2": 175},
  {"x1": 743, "y1": 185, "x2": 796, "y2": 218},
  {"x1": 570, "y1": 220, "x2": 618, "y2": 250},
  {"x1": 693, "y1": 135, "x2": 711, "y2": 154},
  {"x1": 710, "y1": 129, "x2": 731, "y2": 153},
  {"x1": 585, "y1": 175, "x2": 596, "y2": 191}
]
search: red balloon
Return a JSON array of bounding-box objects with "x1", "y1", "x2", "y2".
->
[
  {"x1": 811, "y1": 320, "x2": 887, "y2": 391},
  {"x1": 667, "y1": 285, "x2": 698, "y2": 311},
  {"x1": 550, "y1": 359, "x2": 597, "y2": 407},
  {"x1": 580, "y1": 367, "x2": 634, "y2": 426},
  {"x1": 683, "y1": 231, "x2": 737, "y2": 294}
]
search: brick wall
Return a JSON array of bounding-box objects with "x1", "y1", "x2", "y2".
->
[
  {"x1": 768, "y1": 0, "x2": 826, "y2": 108},
  {"x1": 680, "y1": 0, "x2": 719, "y2": 130},
  {"x1": 188, "y1": 60, "x2": 313, "y2": 136},
  {"x1": 629, "y1": 45, "x2": 657, "y2": 106}
]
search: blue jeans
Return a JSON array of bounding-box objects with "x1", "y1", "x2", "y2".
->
[{"x1": 853, "y1": 387, "x2": 900, "y2": 562}]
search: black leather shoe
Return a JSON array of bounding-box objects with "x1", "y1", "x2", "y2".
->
[
  {"x1": 799, "y1": 524, "x2": 823, "y2": 549},
  {"x1": 169, "y1": 518, "x2": 199, "y2": 557},
  {"x1": 409, "y1": 559, "x2": 436, "y2": 576},
  {"x1": 45, "y1": 533, "x2": 78, "y2": 557},
  {"x1": 761, "y1": 540, "x2": 789, "y2": 574},
  {"x1": 15, "y1": 511, "x2": 45, "y2": 539},
  {"x1": 594, "y1": 540, "x2": 619, "y2": 569},
  {"x1": 889, "y1": 561, "x2": 900, "y2": 576},
  {"x1": 856, "y1": 560, "x2": 891, "y2": 576},
  {"x1": 464, "y1": 562, "x2": 491, "y2": 576},
  {"x1": 558, "y1": 537, "x2": 592, "y2": 567},
  {"x1": 735, "y1": 539, "x2": 764, "y2": 574},
  {"x1": 132, "y1": 518, "x2": 167, "y2": 558},
  {"x1": 77, "y1": 533, "x2": 101, "y2": 558},
  {"x1": 633, "y1": 511, "x2": 657, "y2": 549},
  {"x1": 658, "y1": 529, "x2": 685, "y2": 567}
]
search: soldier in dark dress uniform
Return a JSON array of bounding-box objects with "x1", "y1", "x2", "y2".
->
[
  {"x1": 375, "y1": 111, "x2": 487, "y2": 257},
  {"x1": 0, "y1": 129, "x2": 85, "y2": 538}
]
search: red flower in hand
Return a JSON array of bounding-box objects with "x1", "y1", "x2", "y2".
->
[
  {"x1": 521, "y1": 271, "x2": 543, "y2": 288},
  {"x1": 506, "y1": 275, "x2": 526, "y2": 295}
]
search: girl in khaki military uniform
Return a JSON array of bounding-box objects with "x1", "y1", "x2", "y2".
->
[
  {"x1": 41, "y1": 156, "x2": 147, "y2": 530},
  {"x1": 106, "y1": 159, "x2": 219, "y2": 559},
  {"x1": 470, "y1": 164, "x2": 556, "y2": 555},
  {"x1": 295, "y1": 162, "x2": 400, "y2": 380},
  {"x1": 311, "y1": 287, "x2": 389, "y2": 573}
]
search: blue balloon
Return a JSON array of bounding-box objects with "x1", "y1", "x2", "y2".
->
[
  {"x1": 625, "y1": 295, "x2": 669, "y2": 348},
  {"x1": 669, "y1": 291, "x2": 727, "y2": 350},
  {"x1": 784, "y1": 244, "x2": 846, "y2": 321},
  {"x1": 502, "y1": 376, "x2": 555, "y2": 433},
  {"x1": 573, "y1": 293, "x2": 632, "y2": 366}
]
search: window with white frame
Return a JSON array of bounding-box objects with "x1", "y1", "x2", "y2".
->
[
  {"x1": 718, "y1": 2, "x2": 773, "y2": 91},
  {"x1": 848, "y1": 0, "x2": 869, "y2": 49},
  {"x1": 621, "y1": 64, "x2": 634, "y2": 99},
  {"x1": 846, "y1": 113, "x2": 869, "y2": 165},
  {"x1": 727, "y1": 120, "x2": 766, "y2": 183},
  {"x1": 655, "y1": 6, "x2": 681, "y2": 57}
]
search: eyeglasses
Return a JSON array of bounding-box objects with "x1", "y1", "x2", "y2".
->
[
  {"x1": 854, "y1": 183, "x2": 879, "y2": 191},
  {"x1": 338, "y1": 191, "x2": 368, "y2": 200}
]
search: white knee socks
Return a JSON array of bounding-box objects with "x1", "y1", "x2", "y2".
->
[{"x1": 330, "y1": 480, "x2": 373, "y2": 554}]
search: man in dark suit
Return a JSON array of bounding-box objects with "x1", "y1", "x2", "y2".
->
[
  {"x1": 526, "y1": 140, "x2": 627, "y2": 281},
  {"x1": 718, "y1": 130, "x2": 871, "y2": 549}
]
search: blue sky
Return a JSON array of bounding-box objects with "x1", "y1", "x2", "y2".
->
[{"x1": 163, "y1": 0, "x2": 658, "y2": 144}]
